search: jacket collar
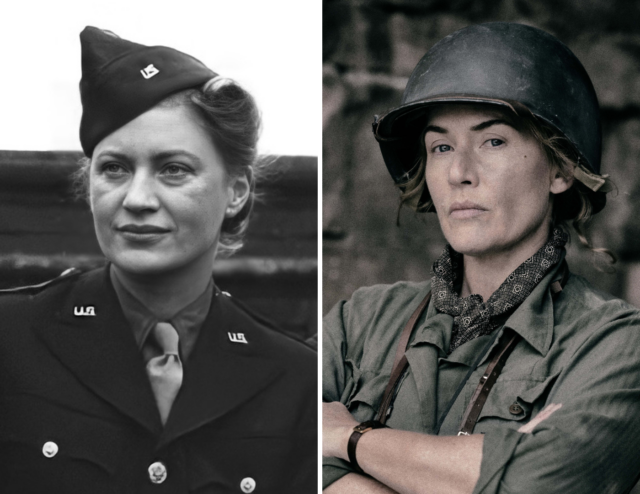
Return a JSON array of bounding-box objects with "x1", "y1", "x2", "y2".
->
[
  {"x1": 159, "y1": 291, "x2": 285, "y2": 446},
  {"x1": 110, "y1": 265, "x2": 214, "y2": 362},
  {"x1": 413, "y1": 252, "x2": 569, "y2": 360},
  {"x1": 502, "y1": 253, "x2": 569, "y2": 356},
  {"x1": 32, "y1": 266, "x2": 163, "y2": 435},
  {"x1": 32, "y1": 265, "x2": 286, "y2": 443}
]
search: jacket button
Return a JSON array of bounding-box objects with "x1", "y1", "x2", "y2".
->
[
  {"x1": 509, "y1": 403, "x2": 524, "y2": 415},
  {"x1": 148, "y1": 461, "x2": 167, "y2": 484},
  {"x1": 240, "y1": 477, "x2": 256, "y2": 493},
  {"x1": 42, "y1": 441, "x2": 58, "y2": 458}
]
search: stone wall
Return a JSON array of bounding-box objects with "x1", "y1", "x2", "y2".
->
[{"x1": 323, "y1": 0, "x2": 640, "y2": 315}]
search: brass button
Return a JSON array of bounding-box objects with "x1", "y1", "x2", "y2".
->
[
  {"x1": 42, "y1": 441, "x2": 58, "y2": 458},
  {"x1": 240, "y1": 477, "x2": 256, "y2": 493},
  {"x1": 509, "y1": 403, "x2": 523, "y2": 415},
  {"x1": 148, "y1": 461, "x2": 167, "y2": 484}
]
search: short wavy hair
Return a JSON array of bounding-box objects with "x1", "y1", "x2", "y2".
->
[{"x1": 75, "y1": 76, "x2": 264, "y2": 257}]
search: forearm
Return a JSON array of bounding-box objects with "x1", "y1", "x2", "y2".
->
[
  {"x1": 336, "y1": 428, "x2": 483, "y2": 494},
  {"x1": 324, "y1": 472, "x2": 399, "y2": 493}
]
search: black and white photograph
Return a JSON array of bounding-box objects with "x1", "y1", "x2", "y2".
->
[
  {"x1": 323, "y1": 2, "x2": 640, "y2": 493},
  {"x1": 0, "y1": 1, "x2": 319, "y2": 492}
]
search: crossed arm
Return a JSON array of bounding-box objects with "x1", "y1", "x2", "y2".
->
[
  {"x1": 324, "y1": 287, "x2": 640, "y2": 494},
  {"x1": 322, "y1": 401, "x2": 483, "y2": 494}
]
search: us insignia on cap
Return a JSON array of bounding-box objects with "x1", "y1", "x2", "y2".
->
[{"x1": 140, "y1": 64, "x2": 159, "y2": 79}]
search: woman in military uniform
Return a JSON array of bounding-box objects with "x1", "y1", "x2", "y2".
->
[
  {"x1": 0, "y1": 27, "x2": 316, "y2": 493},
  {"x1": 323, "y1": 23, "x2": 640, "y2": 494}
]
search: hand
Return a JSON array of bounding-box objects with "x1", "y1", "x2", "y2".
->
[{"x1": 323, "y1": 401, "x2": 359, "y2": 460}]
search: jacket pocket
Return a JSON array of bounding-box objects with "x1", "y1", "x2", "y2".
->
[
  {"x1": 0, "y1": 395, "x2": 124, "y2": 479},
  {"x1": 188, "y1": 435, "x2": 315, "y2": 494},
  {"x1": 474, "y1": 372, "x2": 560, "y2": 432}
]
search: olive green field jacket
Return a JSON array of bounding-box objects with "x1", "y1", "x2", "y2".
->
[{"x1": 323, "y1": 259, "x2": 640, "y2": 493}]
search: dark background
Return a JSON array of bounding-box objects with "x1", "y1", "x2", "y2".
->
[
  {"x1": 323, "y1": 0, "x2": 640, "y2": 315},
  {"x1": 0, "y1": 151, "x2": 317, "y2": 341}
]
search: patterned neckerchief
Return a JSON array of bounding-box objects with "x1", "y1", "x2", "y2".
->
[{"x1": 432, "y1": 228, "x2": 568, "y2": 353}]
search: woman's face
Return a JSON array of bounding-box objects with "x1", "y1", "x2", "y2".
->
[
  {"x1": 425, "y1": 104, "x2": 572, "y2": 260},
  {"x1": 90, "y1": 104, "x2": 249, "y2": 276}
]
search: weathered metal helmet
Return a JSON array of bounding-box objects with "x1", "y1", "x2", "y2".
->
[{"x1": 373, "y1": 22, "x2": 609, "y2": 215}]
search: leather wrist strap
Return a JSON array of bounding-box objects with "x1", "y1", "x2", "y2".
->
[{"x1": 347, "y1": 420, "x2": 388, "y2": 473}]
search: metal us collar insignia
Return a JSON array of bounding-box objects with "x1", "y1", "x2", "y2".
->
[
  {"x1": 140, "y1": 64, "x2": 159, "y2": 79},
  {"x1": 228, "y1": 332, "x2": 248, "y2": 344},
  {"x1": 74, "y1": 306, "x2": 96, "y2": 317}
]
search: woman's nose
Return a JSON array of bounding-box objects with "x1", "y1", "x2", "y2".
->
[
  {"x1": 122, "y1": 171, "x2": 160, "y2": 212},
  {"x1": 448, "y1": 147, "x2": 478, "y2": 187}
]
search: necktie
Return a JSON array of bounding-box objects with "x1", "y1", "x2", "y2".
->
[{"x1": 146, "y1": 322, "x2": 183, "y2": 425}]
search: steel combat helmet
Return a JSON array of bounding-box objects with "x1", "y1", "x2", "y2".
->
[{"x1": 373, "y1": 22, "x2": 609, "y2": 214}]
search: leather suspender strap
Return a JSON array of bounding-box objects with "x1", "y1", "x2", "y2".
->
[
  {"x1": 454, "y1": 272, "x2": 568, "y2": 435},
  {"x1": 456, "y1": 272, "x2": 568, "y2": 435},
  {"x1": 457, "y1": 329, "x2": 521, "y2": 435},
  {"x1": 375, "y1": 291, "x2": 431, "y2": 425},
  {"x1": 433, "y1": 328, "x2": 502, "y2": 434}
]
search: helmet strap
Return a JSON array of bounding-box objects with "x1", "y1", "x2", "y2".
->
[{"x1": 573, "y1": 160, "x2": 613, "y2": 192}]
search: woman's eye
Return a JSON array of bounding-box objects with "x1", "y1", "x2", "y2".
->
[
  {"x1": 487, "y1": 138, "x2": 505, "y2": 147},
  {"x1": 161, "y1": 164, "x2": 189, "y2": 178},
  {"x1": 433, "y1": 144, "x2": 452, "y2": 153},
  {"x1": 101, "y1": 163, "x2": 127, "y2": 175}
]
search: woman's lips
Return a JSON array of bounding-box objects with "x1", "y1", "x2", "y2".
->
[
  {"x1": 449, "y1": 201, "x2": 488, "y2": 219},
  {"x1": 116, "y1": 224, "x2": 171, "y2": 242}
]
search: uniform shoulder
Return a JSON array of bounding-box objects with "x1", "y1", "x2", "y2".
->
[
  {"x1": 563, "y1": 273, "x2": 638, "y2": 314},
  {"x1": 549, "y1": 272, "x2": 640, "y2": 368},
  {"x1": 0, "y1": 267, "x2": 81, "y2": 293},
  {"x1": 556, "y1": 272, "x2": 640, "y2": 339},
  {"x1": 324, "y1": 279, "x2": 432, "y2": 353},
  {"x1": 0, "y1": 268, "x2": 83, "y2": 306},
  {"x1": 348, "y1": 279, "x2": 432, "y2": 309},
  {"x1": 338, "y1": 279, "x2": 432, "y2": 323},
  {"x1": 0, "y1": 268, "x2": 91, "y2": 334}
]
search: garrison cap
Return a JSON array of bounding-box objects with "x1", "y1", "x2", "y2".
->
[{"x1": 79, "y1": 26, "x2": 217, "y2": 157}]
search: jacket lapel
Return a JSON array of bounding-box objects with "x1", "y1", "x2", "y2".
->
[
  {"x1": 32, "y1": 266, "x2": 162, "y2": 435},
  {"x1": 160, "y1": 293, "x2": 285, "y2": 446}
]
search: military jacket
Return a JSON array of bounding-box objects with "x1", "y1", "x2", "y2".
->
[
  {"x1": 0, "y1": 266, "x2": 317, "y2": 493},
  {"x1": 323, "y1": 260, "x2": 640, "y2": 493}
]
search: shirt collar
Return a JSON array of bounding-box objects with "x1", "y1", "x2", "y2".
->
[
  {"x1": 110, "y1": 266, "x2": 214, "y2": 361},
  {"x1": 414, "y1": 251, "x2": 568, "y2": 359},
  {"x1": 502, "y1": 251, "x2": 569, "y2": 356}
]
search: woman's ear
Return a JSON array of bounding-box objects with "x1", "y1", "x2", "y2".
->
[
  {"x1": 87, "y1": 161, "x2": 94, "y2": 213},
  {"x1": 550, "y1": 166, "x2": 574, "y2": 195},
  {"x1": 225, "y1": 173, "x2": 251, "y2": 218}
]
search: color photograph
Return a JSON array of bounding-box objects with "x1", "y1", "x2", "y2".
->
[{"x1": 323, "y1": 1, "x2": 640, "y2": 493}]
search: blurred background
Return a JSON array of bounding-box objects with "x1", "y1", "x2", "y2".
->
[
  {"x1": 323, "y1": 0, "x2": 640, "y2": 315},
  {"x1": 0, "y1": 0, "x2": 320, "y2": 341}
]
